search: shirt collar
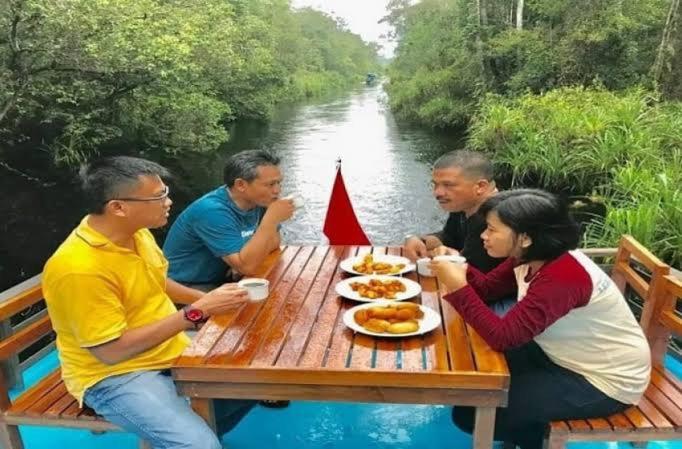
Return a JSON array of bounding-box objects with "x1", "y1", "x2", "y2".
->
[{"x1": 74, "y1": 216, "x2": 142, "y2": 254}]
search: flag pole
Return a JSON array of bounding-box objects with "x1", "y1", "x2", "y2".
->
[{"x1": 335, "y1": 157, "x2": 342, "y2": 170}]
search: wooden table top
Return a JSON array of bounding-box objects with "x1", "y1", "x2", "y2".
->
[{"x1": 172, "y1": 245, "x2": 509, "y2": 406}]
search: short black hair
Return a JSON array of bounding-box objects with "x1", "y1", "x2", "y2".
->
[
  {"x1": 223, "y1": 150, "x2": 281, "y2": 187},
  {"x1": 433, "y1": 150, "x2": 494, "y2": 181},
  {"x1": 79, "y1": 156, "x2": 170, "y2": 214},
  {"x1": 478, "y1": 189, "x2": 581, "y2": 262}
]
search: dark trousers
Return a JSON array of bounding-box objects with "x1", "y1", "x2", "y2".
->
[{"x1": 452, "y1": 342, "x2": 629, "y2": 449}]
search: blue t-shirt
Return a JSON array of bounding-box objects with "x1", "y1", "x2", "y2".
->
[{"x1": 163, "y1": 186, "x2": 265, "y2": 283}]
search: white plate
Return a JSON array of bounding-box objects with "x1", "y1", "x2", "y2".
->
[
  {"x1": 339, "y1": 254, "x2": 415, "y2": 276},
  {"x1": 335, "y1": 275, "x2": 422, "y2": 303},
  {"x1": 343, "y1": 301, "x2": 442, "y2": 337}
]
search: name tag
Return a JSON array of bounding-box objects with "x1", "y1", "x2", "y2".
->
[{"x1": 241, "y1": 229, "x2": 255, "y2": 238}]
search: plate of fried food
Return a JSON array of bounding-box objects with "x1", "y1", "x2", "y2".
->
[
  {"x1": 335, "y1": 275, "x2": 421, "y2": 302},
  {"x1": 339, "y1": 253, "x2": 415, "y2": 276},
  {"x1": 343, "y1": 301, "x2": 441, "y2": 337}
]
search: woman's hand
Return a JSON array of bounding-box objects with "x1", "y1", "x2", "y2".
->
[
  {"x1": 429, "y1": 245, "x2": 459, "y2": 257},
  {"x1": 429, "y1": 260, "x2": 468, "y2": 292}
]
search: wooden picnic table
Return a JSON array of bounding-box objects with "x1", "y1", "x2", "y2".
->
[{"x1": 172, "y1": 245, "x2": 510, "y2": 449}]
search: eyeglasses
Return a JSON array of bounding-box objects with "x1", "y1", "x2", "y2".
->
[{"x1": 108, "y1": 185, "x2": 170, "y2": 203}]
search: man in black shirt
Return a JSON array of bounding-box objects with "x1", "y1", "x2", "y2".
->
[{"x1": 404, "y1": 150, "x2": 503, "y2": 273}]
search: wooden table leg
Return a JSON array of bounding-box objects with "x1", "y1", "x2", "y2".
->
[
  {"x1": 472, "y1": 406, "x2": 496, "y2": 449},
  {"x1": 190, "y1": 398, "x2": 216, "y2": 431}
]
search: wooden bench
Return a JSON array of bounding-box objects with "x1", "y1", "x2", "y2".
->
[
  {"x1": 544, "y1": 235, "x2": 681, "y2": 448},
  {"x1": 0, "y1": 276, "x2": 150, "y2": 449}
]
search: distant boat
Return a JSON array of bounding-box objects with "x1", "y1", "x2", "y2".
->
[{"x1": 365, "y1": 73, "x2": 377, "y2": 85}]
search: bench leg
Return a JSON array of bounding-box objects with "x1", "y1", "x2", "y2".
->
[
  {"x1": 0, "y1": 420, "x2": 24, "y2": 449},
  {"x1": 472, "y1": 406, "x2": 496, "y2": 449}
]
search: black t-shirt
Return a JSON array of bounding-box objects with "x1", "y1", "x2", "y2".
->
[{"x1": 433, "y1": 212, "x2": 504, "y2": 273}]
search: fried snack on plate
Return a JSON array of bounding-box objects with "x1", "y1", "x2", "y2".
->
[
  {"x1": 349, "y1": 278, "x2": 407, "y2": 300},
  {"x1": 355, "y1": 303, "x2": 421, "y2": 335},
  {"x1": 351, "y1": 254, "x2": 406, "y2": 274}
]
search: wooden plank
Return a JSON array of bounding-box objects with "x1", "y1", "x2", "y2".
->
[
  {"x1": 325, "y1": 247, "x2": 368, "y2": 369},
  {"x1": 24, "y1": 382, "x2": 68, "y2": 417},
  {"x1": 586, "y1": 417, "x2": 612, "y2": 432},
  {"x1": 549, "y1": 420, "x2": 570, "y2": 435},
  {"x1": 370, "y1": 247, "x2": 400, "y2": 370},
  {"x1": 44, "y1": 392, "x2": 78, "y2": 418},
  {"x1": 643, "y1": 382, "x2": 682, "y2": 426},
  {"x1": 297, "y1": 246, "x2": 356, "y2": 368},
  {"x1": 394, "y1": 246, "x2": 426, "y2": 371},
  {"x1": 650, "y1": 368, "x2": 682, "y2": 411},
  {"x1": 60, "y1": 400, "x2": 82, "y2": 419},
  {"x1": 466, "y1": 325, "x2": 507, "y2": 374},
  {"x1": 622, "y1": 407, "x2": 654, "y2": 429},
  {"x1": 603, "y1": 412, "x2": 633, "y2": 432},
  {"x1": 251, "y1": 246, "x2": 330, "y2": 367},
  {"x1": 4, "y1": 414, "x2": 118, "y2": 431},
  {"x1": 419, "y1": 270, "x2": 449, "y2": 371},
  {"x1": 347, "y1": 247, "x2": 377, "y2": 369},
  {"x1": 173, "y1": 365, "x2": 507, "y2": 390},
  {"x1": 637, "y1": 395, "x2": 673, "y2": 429},
  {"x1": 204, "y1": 246, "x2": 305, "y2": 365},
  {"x1": 273, "y1": 246, "x2": 346, "y2": 367},
  {"x1": 0, "y1": 284, "x2": 43, "y2": 322},
  {"x1": 178, "y1": 381, "x2": 506, "y2": 406},
  {"x1": 217, "y1": 246, "x2": 317, "y2": 366},
  {"x1": 656, "y1": 366, "x2": 682, "y2": 391},
  {"x1": 0, "y1": 315, "x2": 52, "y2": 361},
  {"x1": 7, "y1": 370, "x2": 62, "y2": 414},
  {"x1": 566, "y1": 419, "x2": 592, "y2": 432},
  {"x1": 440, "y1": 293, "x2": 476, "y2": 371},
  {"x1": 175, "y1": 246, "x2": 299, "y2": 366}
]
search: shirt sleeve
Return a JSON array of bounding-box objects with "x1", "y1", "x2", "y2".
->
[
  {"x1": 191, "y1": 209, "x2": 244, "y2": 257},
  {"x1": 50, "y1": 273, "x2": 127, "y2": 348},
  {"x1": 443, "y1": 266, "x2": 591, "y2": 351},
  {"x1": 465, "y1": 258, "x2": 518, "y2": 301}
]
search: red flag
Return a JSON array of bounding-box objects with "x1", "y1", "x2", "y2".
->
[{"x1": 323, "y1": 165, "x2": 371, "y2": 245}]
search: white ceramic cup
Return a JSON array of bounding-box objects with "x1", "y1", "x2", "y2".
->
[
  {"x1": 433, "y1": 254, "x2": 467, "y2": 265},
  {"x1": 283, "y1": 194, "x2": 303, "y2": 209},
  {"x1": 416, "y1": 258, "x2": 434, "y2": 277},
  {"x1": 237, "y1": 278, "x2": 270, "y2": 301}
]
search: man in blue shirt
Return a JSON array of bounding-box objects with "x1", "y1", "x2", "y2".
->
[{"x1": 164, "y1": 150, "x2": 295, "y2": 286}]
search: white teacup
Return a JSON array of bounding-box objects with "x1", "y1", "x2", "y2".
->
[
  {"x1": 433, "y1": 254, "x2": 467, "y2": 265},
  {"x1": 237, "y1": 278, "x2": 270, "y2": 301},
  {"x1": 416, "y1": 258, "x2": 434, "y2": 277},
  {"x1": 283, "y1": 194, "x2": 304, "y2": 209}
]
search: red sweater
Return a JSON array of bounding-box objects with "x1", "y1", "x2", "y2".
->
[{"x1": 443, "y1": 253, "x2": 591, "y2": 351}]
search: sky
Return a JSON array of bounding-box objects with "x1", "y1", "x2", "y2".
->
[{"x1": 291, "y1": 0, "x2": 396, "y2": 58}]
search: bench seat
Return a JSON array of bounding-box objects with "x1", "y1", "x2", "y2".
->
[
  {"x1": 3, "y1": 369, "x2": 117, "y2": 432},
  {"x1": 550, "y1": 366, "x2": 681, "y2": 441}
]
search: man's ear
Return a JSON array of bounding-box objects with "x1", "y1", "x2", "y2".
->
[
  {"x1": 106, "y1": 201, "x2": 128, "y2": 218},
  {"x1": 475, "y1": 179, "x2": 490, "y2": 194},
  {"x1": 233, "y1": 178, "x2": 248, "y2": 192}
]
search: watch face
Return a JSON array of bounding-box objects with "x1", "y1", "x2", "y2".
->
[{"x1": 186, "y1": 308, "x2": 203, "y2": 322}]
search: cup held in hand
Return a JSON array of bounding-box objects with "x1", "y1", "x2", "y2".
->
[
  {"x1": 416, "y1": 258, "x2": 434, "y2": 277},
  {"x1": 237, "y1": 278, "x2": 269, "y2": 301},
  {"x1": 433, "y1": 255, "x2": 467, "y2": 265},
  {"x1": 283, "y1": 194, "x2": 303, "y2": 209}
]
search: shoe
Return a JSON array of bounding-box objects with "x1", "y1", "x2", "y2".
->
[{"x1": 259, "y1": 400, "x2": 290, "y2": 408}]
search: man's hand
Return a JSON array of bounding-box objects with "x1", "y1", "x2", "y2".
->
[
  {"x1": 404, "y1": 236, "x2": 429, "y2": 261},
  {"x1": 193, "y1": 283, "x2": 249, "y2": 316},
  {"x1": 262, "y1": 198, "x2": 295, "y2": 225},
  {"x1": 429, "y1": 245, "x2": 460, "y2": 257},
  {"x1": 430, "y1": 260, "x2": 468, "y2": 293}
]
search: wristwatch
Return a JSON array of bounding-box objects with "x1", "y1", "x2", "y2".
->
[{"x1": 182, "y1": 305, "x2": 208, "y2": 329}]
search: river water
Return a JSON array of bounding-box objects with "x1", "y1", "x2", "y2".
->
[
  {"x1": 168, "y1": 84, "x2": 459, "y2": 246},
  {"x1": 1, "y1": 84, "x2": 460, "y2": 290}
]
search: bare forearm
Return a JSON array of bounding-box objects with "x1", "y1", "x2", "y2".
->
[
  {"x1": 89, "y1": 311, "x2": 190, "y2": 365},
  {"x1": 166, "y1": 279, "x2": 204, "y2": 305},
  {"x1": 232, "y1": 222, "x2": 279, "y2": 274}
]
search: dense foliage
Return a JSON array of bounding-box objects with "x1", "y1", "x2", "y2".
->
[
  {"x1": 469, "y1": 88, "x2": 682, "y2": 267},
  {"x1": 385, "y1": 0, "x2": 680, "y2": 128},
  {"x1": 0, "y1": 0, "x2": 379, "y2": 166}
]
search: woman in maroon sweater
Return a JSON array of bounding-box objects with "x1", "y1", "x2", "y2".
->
[{"x1": 430, "y1": 189, "x2": 650, "y2": 449}]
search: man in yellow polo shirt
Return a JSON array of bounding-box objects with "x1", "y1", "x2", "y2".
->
[{"x1": 43, "y1": 156, "x2": 253, "y2": 449}]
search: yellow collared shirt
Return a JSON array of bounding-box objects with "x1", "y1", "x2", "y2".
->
[{"x1": 43, "y1": 216, "x2": 191, "y2": 405}]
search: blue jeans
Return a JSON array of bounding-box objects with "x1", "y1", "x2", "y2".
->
[
  {"x1": 84, "y1": 370, "x2": 255, "y2": 449},
  {"x1": 490, "y1": 296, "x2": 516, "y2": 317}
]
